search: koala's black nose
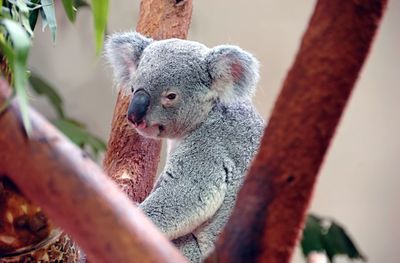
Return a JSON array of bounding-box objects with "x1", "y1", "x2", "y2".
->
[{"x1": 127, "y1": 89, "x2": 150, "y2": 126}]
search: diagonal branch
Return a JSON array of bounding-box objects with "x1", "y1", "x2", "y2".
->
[
  {"x1": 206, "y1": 0, "x2": 387, "y2": 262},
  {"x1": 103, "y1": 0, "x2": 193, "y2": 203}
]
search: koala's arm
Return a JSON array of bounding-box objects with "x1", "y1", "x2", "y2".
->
[{"x1": 139, "y1": 155, "x2": 228, "y2": 240}]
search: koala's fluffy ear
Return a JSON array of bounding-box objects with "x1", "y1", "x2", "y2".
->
[
  {"x1": 104, "y1": 32, "x2": 153, "y2": 89},
  {"x1": 205, "y1": 45, "x2": 259, "y2": 102}
]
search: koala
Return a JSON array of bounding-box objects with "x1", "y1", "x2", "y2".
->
[{"x1": 105, "y1": 32, "x2": 264, "y2": 262}]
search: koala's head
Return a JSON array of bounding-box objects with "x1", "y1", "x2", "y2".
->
[{"x1": 105, "y1": 32, "x2": 259, "y2": 139}]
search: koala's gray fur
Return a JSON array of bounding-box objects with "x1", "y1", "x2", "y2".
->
[{"x1": 105, "y1": 32, "x2": 264, "y2": 262}]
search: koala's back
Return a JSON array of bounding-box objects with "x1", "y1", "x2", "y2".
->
[{"x1": 170, "y1": 100, "x2": 264, "y2": 255}]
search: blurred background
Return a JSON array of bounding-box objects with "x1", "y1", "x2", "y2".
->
[{"x1": 28, "y1": 1, "x2": 399, "y2": 262}]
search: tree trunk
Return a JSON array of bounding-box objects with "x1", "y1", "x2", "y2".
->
[
  {"x1": 103, "y1": 0, "x2": 193, "y2": 203},
  {"x1": 0, "y1": 76, "x2": 187, "y2": 263},
  {"x1": 206, "y1": 0, "x2": 387, "y2": 262}
]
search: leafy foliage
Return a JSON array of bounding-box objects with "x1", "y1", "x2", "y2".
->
[
  {"x1": 28, "y1": 72, "x2": 106, "y2": 157},
  {"x1": 0, "y1": 18, "x2": 31, "y2": 132},
  {"x1": 91, "y1": 0, "x2": 108, "y2": 54},
  {"x1": 61, "y1": 0, "x2": 89, "y2": 23},
  {"x1": 61, "y1": 0, "x2": 77, "y2": 22},
  {"x1": 53, "y1": 118, "x2": 106, "y2": 158},
  {"x1": 301, "y1": 214, "x2": 367, "y2": 262},
  {"x1": 41, "y1": 0, "x2": 57, "y2": 41},
  {"x1": 29, "y1": 72, "x2": 64, "y2": 118},
  {"x1": 0, "y1": 0, "x2": 109, "y2": 157}
]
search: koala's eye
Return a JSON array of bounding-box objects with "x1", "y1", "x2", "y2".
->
[
  {"x1": 161, "y1": 92, "x2": 178, "y2": 108},
  {"x1": 166, "y1": 93, "x2": 177, "y2": 100}
]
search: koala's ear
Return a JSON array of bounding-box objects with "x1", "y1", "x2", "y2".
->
[
  {"x1": 205, "y1": 45, "x2": 259, "y2": 102},
  {"x1": 104, "y1": 32, "x2": 153, "y2": 88}
]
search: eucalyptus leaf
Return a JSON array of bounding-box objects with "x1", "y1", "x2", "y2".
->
[
  {"x1": 1, "y1": 7, "x2": 12, "y2": 19},
  {"x1": 53, "y1": 118, "x2": 87, "y2": 146},
  {"x1": 6, "y1": 0, "x2": 33, "y2": 36},
  {"x1": 53, "y1": 118, "x2": 106, "y2": 157},
  {"x1": 40, "y1": 0, "x2": 56, "y2": 41},
  {"x1": 28, "y1": 8, "x2": 39, "y2": 30},
  {"x1": 15, "y1": 0, "x2": 30, "y2": 13},
  {"x1": 85, "y1": 133, "x2": 106, "y2": 156},
  {"x1": 301, "y1": 215, "x2": 324, "y2": 257},
  {"x1": 61, "y1": 117, "x2": 85, "y2": 127},
  {"x1": 10, "y1": 4, "x2": 18, "y2": 20},
  {"x1": 39, "y1": 8, "x2": 47, "y2": 32},
  {"x1": 91, "y1": 0, "x2": 108, "y2": 54},
  {"x1": 29, "y1": 72, "x2": 64, "y2": 118},
  {"x1": 75, "y1": 0, "x2": 89, "y2": 9},
  {"x1": 322, "y1": 221, "x2": 367, "y2": 262},
  {"x1": 61, "y1": 0, "x2": 76, "y2": 22},
  {"x1": 1, "y1": 19, "x2": 31, "y2": 133},
  {"x1": 26, "y1": 0, "x2": 42, "y2": 11},
  {"x1": 301, "y1": 214, "x2": 367, "y2": 262},
  {"x1": 20, "y1": 12, "x2": 33, "y2": 36}
]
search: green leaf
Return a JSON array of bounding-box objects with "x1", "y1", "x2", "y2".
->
[
  {"x1": 75, "y1": 0, "x2": 89, "y2": 9},
  {"x1": 53, "y1": 118, "x2": 106, "y2": 157},
  {"x1": 10, "y1": 4, "x2": 19, "y2": 22},
  {"x1": 1, "y1": 19, "x2": 31, "y2": 133},
  {"x1": 39, "y1": 8, "x2": 47, "y2": 32},
  {"x1": 53, "y1": 118, "x2": 86, "y2": 145},
  {"x1": 301, "y1": 214, "x2": 367, "y2": 262},
  {"x1": 322, "y1": 221, "x2": 367, "y2": 262},
  {"x1": 15, "y1": 0, "x2": 33, "y2": 36},
  {"x1": 20, "y1": 12, "x2": 33, "y2": 36},
  {"x1": 301, "y1": 215, "x2": 324, "y2": 257},
  {"x1": 85, "y1": 132, "x2": 106, "y2": 156},
  {"x1": 40, "y1": 0, "x2": 56, "y2": 41},
  {"x1": 29, "y1": 72, "x2": 64, "y2": 118},
  {"x1": 61, "y1": 117, "x2": 85, "y2": 127},
  {"x1": 28, "y1": 8, "x2": 39, "y2": 31},
  {"x1": 61, "y1": 0, "x2": 76, "y2": 22},
  {"x1": 26, "y1": 0, "x2": 41, "y2": 31},
  {"x1": 1, "y1": 7, "x2": 12, "y2": 20},
  {"x1": 91, "y1": 0, "x2": 108, "y2": 55}
]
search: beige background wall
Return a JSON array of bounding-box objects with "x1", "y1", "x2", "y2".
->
[{"x1": 29, "y1": 1, "x2": 399, "y2": 262}]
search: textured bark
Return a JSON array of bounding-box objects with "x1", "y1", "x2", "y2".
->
[
  {"x1": 103, "y1": 0, "x2": 193, "y2": 203},
  {"x1": 0, "y1": 176, "x2": 82, "y2": 262},
  {"x1": 0, "y1": 78, "x2": 186, "y2": 262},
  {"x1": 206, "y1": 0, "x2": 387, "y2": 263}
]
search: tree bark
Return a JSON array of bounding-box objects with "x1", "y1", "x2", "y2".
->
[
  {"x1": 103, "y1": 0, "x2": 193, "y2": 203},
  {"x1": 0, "y1": 175, "x2": 83, "y2": 262},
  {"x1": 206, "y1": 0, "x2": 387, "y2": 262},
  {"x1": 0, "y1": 78, "x2": 186, "y2": 262}
]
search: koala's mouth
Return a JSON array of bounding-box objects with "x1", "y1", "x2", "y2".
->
[{"x1": 133, "y1": 122, "x2": 165, "y2": 138}]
